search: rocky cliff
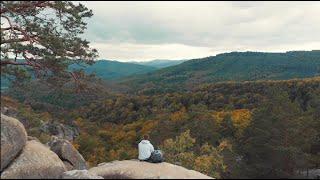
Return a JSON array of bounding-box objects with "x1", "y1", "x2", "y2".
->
[{"x1": 1, "y1": 113, "x2": 213, "y2": 179}]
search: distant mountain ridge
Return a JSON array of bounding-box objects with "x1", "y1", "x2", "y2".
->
[
  {"x1": 1, "y1": 59, "x2": 185, "y2": 89},
  {"x1": 132, "y1": 59, "x2": 187, "y2": 68},
  {"x1": 2, "y1": 51, "x2": 319, "y2": 91},
  {"x1": 69, "y1": 60, "x2": 157, "y2": 80},
  {"x1": 121, "y1": 50, "x2": 320, "y2": 93}
]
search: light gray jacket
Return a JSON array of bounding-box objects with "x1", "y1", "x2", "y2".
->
[{"x1": 138, "y1": 140, "x2": 154, "y2": 160}]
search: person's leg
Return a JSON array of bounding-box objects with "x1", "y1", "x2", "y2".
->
[
  {"x1": 142, "y1": 153, "x2": 155, "y2": 163},
  {"x1": 140, "y1": 156, "x2": 152, "y2": 163},
  {"x1": 146, "y1": 158, "x2": 153, "y2": 163}
]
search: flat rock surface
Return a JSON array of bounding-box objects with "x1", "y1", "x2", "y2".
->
[
  {"x1": 62, "y1": 170, "x2": 103, "y2": 179},
  {"x1": 89, "y1": 160, "x2": 213, "y2": 179}
]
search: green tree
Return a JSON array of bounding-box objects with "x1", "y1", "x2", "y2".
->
[
  {"x1": 160, "y1": 130, "x2": 196, "y2": 169},
  {"x1": 161, "y1": 130, "x2": 225, "y2": 178},
  {"x1": 1, "y1": 1, "x2": 97, "y2": 82},
  {"x1": 239, "y1": 89, "x2": 316, "y2": 178},
  {"x1": 218, "y1": 114, "x2": 236, "y2": 139}
]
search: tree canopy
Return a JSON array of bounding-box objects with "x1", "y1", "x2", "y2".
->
[{"x1": 1, "y1": 1, "x2": 97, "y2": 81}]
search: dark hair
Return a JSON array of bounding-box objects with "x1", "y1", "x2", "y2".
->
[{"x1": 143, "y1": 134, "x2": 149, "y2": 140}]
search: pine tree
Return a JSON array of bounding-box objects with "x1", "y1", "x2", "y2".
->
[{"x1": 1, "y1": 1, "x2": 97, "y2": 83}]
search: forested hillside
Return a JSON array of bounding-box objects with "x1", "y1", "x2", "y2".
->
[
  {"x1": 2, "y1": 51, "x2": 320, "y2": 179},
  {"x1": 3, "y1": 76, "x2": 319, "y2": 178},
  {"x1": 122, "y1": 51, "x2": 320, "y2": 94}
]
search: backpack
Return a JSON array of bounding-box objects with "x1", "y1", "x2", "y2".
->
[{"x1": 150, "y1": 150, "x2": 164, "y2": 163}]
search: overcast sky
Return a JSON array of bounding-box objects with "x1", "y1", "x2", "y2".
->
[{"x1": 80, "y1": 1, "x2": 320, "y2": 62}]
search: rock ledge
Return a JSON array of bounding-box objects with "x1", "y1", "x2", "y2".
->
[{"x1": 89, "y1": 159, "x2": 213, "y2": 179}]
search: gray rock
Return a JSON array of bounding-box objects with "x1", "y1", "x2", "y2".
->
[
  {"x1": 1, "y1": 106, "x2": 34, "y2": 129},
  {"x1": 1, "y1": 107, "x2": 18, "y2": 118},
  {"x1": 48, "y1": 136, "x2": 87, "y2": 170},
  {"x1": 1, "y1": 114, "x2": 27, "y2": 171},
  {"x1": 27, "y1": 136, "x2": 40, "y2": 142},
  {"x1": 1, "y1": 140, "x2": 67, "y2": 179},
  {"x1": 40, "y1": 122, "x2": 79, "y2": 141},
  {"x1": 301, "y1": 169, "x2": 320, "y2": 179},
  {"x1": 89, "y1": 159, "x2": 213, "y2": 179},
  {"x1": 64, "y1": 161, "x2": 75, "y2": 171},
  {"x1": 62, "y1": 170, "x2": 103, "y2": 179}
]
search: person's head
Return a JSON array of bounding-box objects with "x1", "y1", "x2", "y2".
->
[{"x1": 143, "y1": 134, "x2": 149, "y2": 140}]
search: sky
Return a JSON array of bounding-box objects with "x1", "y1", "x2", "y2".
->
[{"x1": 80, "y1": 1, "x2": 320, "y2": 62}]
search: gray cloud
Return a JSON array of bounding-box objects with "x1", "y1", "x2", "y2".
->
[{"x1": 79, "y1": 1, "x2": 320, "y2": 61}]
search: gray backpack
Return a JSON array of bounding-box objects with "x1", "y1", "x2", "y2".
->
[{"x1": 150, "y1": 150, "x2": 164, "y2": 163}]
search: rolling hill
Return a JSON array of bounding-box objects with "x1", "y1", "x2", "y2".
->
[
  {"x1": 69, "y1": 60, "x2": 157, "y2": 80},
  {"x1": 1, "y1": 60, "x2": 157, "y2": 90},
  {"x1": 121, "y1": 50, "x2": 320, "y2": 94}
]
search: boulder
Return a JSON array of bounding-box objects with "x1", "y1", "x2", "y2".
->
[
  {"x1": 62, "y1": 170, "x2": 103, "y2": 179},
  {"x1": 1, "y1": 140, "x2": 67, "y2": 179},
  {"x1": 1, "y1": 114, "x2": 27, "y2": 171},
  {"x1": 64, "y1": 161, "x2": 75, "y2": 171},
  {"x1": 1, "y1": 107, "x2": 18, "y2": 118},
  {"x1": 48, "y1": 136, "x2": 87, "y2": 170},
  {"x1": 89, "y1": 160, "x2": 213, "y2": 179},
  {"x1": 1, "y1": 106, "x2": 36, "y2": 129},
  {"x1": 40, "y1": 122, "x2": 79, "y2": 141},
  {"x1": 27, "y1": 136, "x2": 40, "y2": 142},
  {"x1": 301, "y1": 169, "x2": 320, "y2": 179}
]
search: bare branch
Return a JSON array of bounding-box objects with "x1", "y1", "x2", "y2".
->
[
  {"x1": 1, "y1": 37, "x2": 29, "y2": 44},
  {"x1": 1, "y1": 60, "x2": 31, "y2": 66}
]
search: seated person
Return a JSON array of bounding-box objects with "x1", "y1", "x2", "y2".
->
[
  {"x1": 138, "y1": 135, "x2": 164, "y2": 163},
  {"x1": 138, "y1": 134, "x2": 155, "y2": 162}
]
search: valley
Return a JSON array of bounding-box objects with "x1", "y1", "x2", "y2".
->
[{"x1": 1, "y1": 1, "x2": 319, "y2": 179}]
